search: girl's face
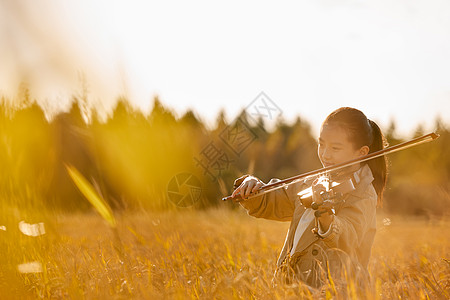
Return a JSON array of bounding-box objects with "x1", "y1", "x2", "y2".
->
[{"x1": 318, "y1": 124, "x2": 369, "y2": 170}]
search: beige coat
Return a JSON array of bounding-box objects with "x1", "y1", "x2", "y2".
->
[{"x1": 239, "y1": 164, "x2": 377, "y2": 288}]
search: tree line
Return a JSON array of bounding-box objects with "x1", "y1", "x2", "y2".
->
[{"x1": 1, "y1": 93, "x2": 449, "y2": 217}]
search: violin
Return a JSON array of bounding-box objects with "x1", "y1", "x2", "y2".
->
[
  {"x1": 223, "y1": 132, "x2": 439, "y2": 203},
  {"x1": 297, "y1": 175, "x2": 356, "y2": 217}
]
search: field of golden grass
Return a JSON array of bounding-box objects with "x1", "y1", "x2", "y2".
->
[{"x1": 0, "y1": 207, "x2": 449, "y2": 299}]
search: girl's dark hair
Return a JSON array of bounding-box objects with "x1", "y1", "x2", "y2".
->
[{"x1": 323, "y1": 107, "x2": 388, "y2": 207}]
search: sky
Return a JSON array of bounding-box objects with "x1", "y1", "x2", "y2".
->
[{"x1": 1, "y1": 0, "x2": 450, "y2": 137}]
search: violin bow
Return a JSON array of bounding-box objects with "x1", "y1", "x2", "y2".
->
[{"x1": 222, "y1": 132, "x2": 440, "y2": 202}]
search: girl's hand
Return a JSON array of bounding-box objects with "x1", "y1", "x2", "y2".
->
[
  {"x1": 311, "y1": 176, "x2": 329, "y2": 206},
  {"x1": 231, "y1": 175, "x2": 264, "y2": 200},
  {"x1": 312, "y1": 177, "x2": 334, "y2": 231}
]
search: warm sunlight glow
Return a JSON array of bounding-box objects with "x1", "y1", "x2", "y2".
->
[
  {"x1": 18, "y1": 221, "x2": 46, "y2": 237},
  {"x1": 0, "y1": 2, "x2": 449, "y2": 298},
  {"x1": 17, "y1": 261, "x2": 43, "y2": 274},
  {"x1": 0, "y1": 0, "x2": 449, "y2": 134}
]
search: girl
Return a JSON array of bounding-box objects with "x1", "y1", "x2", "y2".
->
[{"x1": 231, "y1": 107, "x2": 387, "y2": 291}]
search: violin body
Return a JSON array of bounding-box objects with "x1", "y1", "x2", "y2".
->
[{"x1": 297, "y1": 176, "x2": 356, "y2": 217}]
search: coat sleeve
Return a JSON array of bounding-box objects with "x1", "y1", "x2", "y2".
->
[
  {"x1": 239, "y1": 178, "x2": 307, "y2": 222},
  {"x1": 319, "y1": 186, "x2": 377, "y2": 253}
]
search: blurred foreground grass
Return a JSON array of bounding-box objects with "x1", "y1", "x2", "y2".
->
[{"x1": 0, "y1": 207, "x2": 449, "y2": 299}]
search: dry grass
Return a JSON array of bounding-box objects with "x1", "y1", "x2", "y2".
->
[{"x1": 0, "y1": 207, "x2": 449, "y2": 299}]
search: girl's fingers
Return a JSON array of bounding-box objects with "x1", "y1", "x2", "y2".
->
[
  {"x1": 246, "y1": 181, "x2": 263, "y2": 197},
  {"x1": 232, "y1": 177, "x2": 262, "y2": 200},
  {"x1": 312, "y1": 184, "x2": 326, "y2": 193},
  {"x1": 312, "y1": 184, "x2": 327, "y2": 203},
  {"x1": 251, "y1": 182, "x2": 262, "y2": 193},
  {"x1": 243, "y1": 181, "x2": 255, "y2": 198},
  {"x1": 240, "y1": 185, "x2": 247, "y2": 199},
  {"x1": 231, "y1": 186, "x2": 241, "y2": 198}
]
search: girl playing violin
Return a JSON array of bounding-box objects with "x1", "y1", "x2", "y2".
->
[{"x1": 231, "y1": 107, "x2": 388, "y2": 291}]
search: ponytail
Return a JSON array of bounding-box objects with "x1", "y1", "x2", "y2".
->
[{"x1": 367, "y1": 120, "x2": 388, "y2": 207}]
